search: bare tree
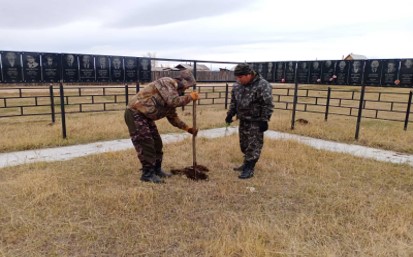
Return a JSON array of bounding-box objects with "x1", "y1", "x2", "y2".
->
[{"x1": 144, "y1": 52, "x2": 157, "y2": 69}]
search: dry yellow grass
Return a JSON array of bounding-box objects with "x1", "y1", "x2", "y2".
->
[
  {"x1": 1, "y1": 86, "x2": 413, "y2": 256},
  {"x1": 2, "y1": 83, "x2": 413, "y2": 153},
  {"x1": 1, "y1": 103, "x2": 413, "y2": 154},
  {"x1": 1, "y1": 135, "x2": 412, "y2": 256}
]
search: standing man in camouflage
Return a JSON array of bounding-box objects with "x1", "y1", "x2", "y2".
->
[
  {"x1": 225, "y1": 63, "x2": 274, "y2": 179},
  {"x1": 124, "y1": 69, "x2": 199, "y2": 183}
]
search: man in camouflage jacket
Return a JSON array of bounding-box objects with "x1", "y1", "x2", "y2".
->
[
  {"x1": 226, "y1": 63, "x2": 274, "y2": 179},
  {"x1": 124, "y1": 69, "x2": 199, "y2": 183}
]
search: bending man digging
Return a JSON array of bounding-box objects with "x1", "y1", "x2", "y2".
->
[{"x1": 124, "y1": 69, "x2": 199, "y2": 183}]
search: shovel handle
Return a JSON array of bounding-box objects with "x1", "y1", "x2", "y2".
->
[{"x1": 192, "y1": 96, "x2": 197, "y2": 167}]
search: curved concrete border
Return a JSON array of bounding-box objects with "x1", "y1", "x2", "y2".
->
[{"x1": 1, "y1": 127, "x2": 412, "y2": 168}]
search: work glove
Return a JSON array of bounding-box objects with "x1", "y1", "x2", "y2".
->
[
  {"x1": 258, "y1": 121, "x2": 268, "y2": 132},
  {"x1": 186, "y1": 127, "x2": 199, "y2": 136},
  {"x1": 190, "y1": 91, "x2": 199, "y2": 101},
  {"x1": 225, "y1": 114, "x2": 233, "y2": 124}
]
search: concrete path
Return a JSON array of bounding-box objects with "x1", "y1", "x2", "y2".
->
[{"x1": 1, "y1": 127, "x2": 413, "y2": 168}]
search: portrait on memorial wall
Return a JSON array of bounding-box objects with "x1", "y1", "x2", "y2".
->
[
  {"x1": 380, "y1": 59, "x2": 399, "y2": 86},
  {"x1": 62, "y1": 53, "x2": 79, "y2": 82},
  {"x1": 364, "y1": 60, "x2": 382, "y2": 85},
  {"x1": 321, "y1": 60, "x2": 336, "y2": 84},
  {"x1": 297, "y1": 61, "x2": 309, "y2": 83},
  {"x1": 79, "y1": 54, "x2": 95, "y2": 82},
  {"x1": 42, "y1": 53, "x2": 61, "y2": 82},
  {"x1": 110, "y1": 56, "x2": 124, "y2": 82},
  {"x1": 348, "y1": 60, "x2": 364, "y2": 85},
  {"x1": 274, "y1": 62, "x2": 285, "y2": 82},
  {"x1": 285, "y1": 61, "x2": 296, "y2": 83},
  {"x1": 125, "y1": 57, "x2": 137, "y2": 82},
  {"x1": 138, "y1": 58, "x2": 152, "y2": 82},
  {"x1": 95, "y1": 56, "x2": 110, "y2": 82},
  {"x1": 1, "y1": 51, "x2": 23, "y2": 83},
  {"x1": 22, "y1": 52, "x2": 41, "y2": 82},
  {"x1": 399, "y1": 59, "x2": 413, "y2": 86}
]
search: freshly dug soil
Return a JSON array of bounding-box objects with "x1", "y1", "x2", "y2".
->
[{"x1": 170, "y1": 165, "x2": 209, "y2": 180}]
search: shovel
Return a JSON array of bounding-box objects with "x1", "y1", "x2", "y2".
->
[
  {"x1": 187, "y1": 95, "x2": 209, "y2": 180},
  {"x1": 192, "y1": 99, "x2": 197, "y2": 168},
  {"x1": 171, "y1": 92, "x2": 209, "y2": 180},
  {"x1": 170, "y1": 92, "x2": 209, "y2": 180}
]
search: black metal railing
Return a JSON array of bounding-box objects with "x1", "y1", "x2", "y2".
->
[{"x1": 1, "y1": 83, "x2": 412, "y2": 139}]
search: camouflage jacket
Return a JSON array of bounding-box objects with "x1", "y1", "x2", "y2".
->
[
  {"x1": 227, "y1": 74, "x2": 274, "y2": 121},
  {"x1": 127, "y1": 77, "x2": 192, "y2": 129}
]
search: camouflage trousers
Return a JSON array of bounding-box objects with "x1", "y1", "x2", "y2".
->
[
  {"x1": 124, "y1": 109, "x2": 163, "y2": 169},
  {"x1": 239, "y1": 120, "x2": 264, "y2": 162}
]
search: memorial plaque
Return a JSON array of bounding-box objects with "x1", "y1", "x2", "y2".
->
[
  {"x1": 138, "y1": 57, "x2": 151, "y2": 82},
  {"x1": 1, "y1": 51, "x2": 23, "y2": 83},
  {"x1": 22, "y1": 52, "x2": 41, "y2": 82},
  {"x1": 335, "y1": 60, "x2": 349, "y2": 85},
  {"x1": 363, "y1": 59, "x2": 382, "y2": 85},
  {"x1": 266, "y1": 62, "x2": 274, "y2": 82},
  {"x1": 381, "y1": 59, "x2": 400, "y2": 86},
  {"x1": 79, "y1": 54, "x2": 95, "y2": 82},
  {"x1": 125, "y1": 57, "x2": 137, "y2": 82},
  {"x1": 254, "y1": 62, "x2": 267, "y2": 79},
  {"x1": 110, "y1": 56, "x2": 124, "y2": 82},
  {"x1": 285, "y1": 61, "x2": 296, "y2": 83},
  {"x1": 348, "y1": 60, "x2": 364, "y2": 85},
  {"x1": 96, "y1": 56, "x2": 110, "y2": 82},
  {"x1": 321, "y1": 60, "x2": 336, "y2": 84},
  {"x1": 274, "y1": 62, "x2": 285, "y2": 83},
  {"x1": 41, "y1": 53, "x2": 61, "y2": 82},
  {"x1": 309, "y1": 61, "x2": 321, "y2": 83},
  {"x1": 399, "y1": 59, "x2": 413, "y2": 87},
  {"x1": 62, "y1": 53, "x2": 79, "y2": 82},
  {"x1": 297, "y1": 61, "x2": 309, "y2": 83}
]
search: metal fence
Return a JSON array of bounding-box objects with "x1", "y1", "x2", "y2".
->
[{"x1": 1, "y1": 82, "x2": 412, "y2": 139}]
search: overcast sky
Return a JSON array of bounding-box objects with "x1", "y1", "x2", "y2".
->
[{"x1": 1, "y1": 0, "x2": 412, "y2": 63}]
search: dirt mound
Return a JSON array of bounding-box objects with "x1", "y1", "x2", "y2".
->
[{"x1": 170, "y1": 165, "x2": 209, "y2": 180}]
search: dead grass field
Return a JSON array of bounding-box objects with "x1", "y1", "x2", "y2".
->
[
  {"x1": 1, "y1": 135, "x2": 412, "y2": 256},
  {"x1": 1, "y1": 102, "x2": 413, "y2": 154},
  {"x1": 1, "y1": 85, "x2": 413, "y2": 256},
  {"x1": 1, "y1": 83, "x2": 412, "y2": 153}
]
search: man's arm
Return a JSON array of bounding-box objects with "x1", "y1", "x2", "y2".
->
[
  {"x1": 166, "y1": 109, "x2": 187, "y2": 129},
  {"x1": 227, "y1": 84, "x2": 238, "y2": 117},
  {"x1": 261, "y1": 82, "x2": 274, "y2": 121}
]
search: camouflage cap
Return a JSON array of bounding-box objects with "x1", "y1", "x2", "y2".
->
[
  {"x1": 178, "y1": 69, "x2": 196, "y2": 88},
  {"x1": 234, "y1": 63, "x2": 253, "y2": 76}
]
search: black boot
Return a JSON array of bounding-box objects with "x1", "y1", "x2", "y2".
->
[
  {"x1": 140, "y1": 166, "x2": 164, "y2": 183},
  {"x1": 154, "y1": 160, "x2": 172, "y2": 178},
  {"x1": 238, "y1": 160, "x2": 257, "y2": 179},
  {"x1": 233, "y1": 163, "x2": 244, "y2": 172}
]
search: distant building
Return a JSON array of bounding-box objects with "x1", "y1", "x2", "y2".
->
[
  {"x1": 344, "y1": 53, "x2": 367, "y2": 60},
  {"x1": 175, "y1": 64, "x2": 210, "y2": 71}
]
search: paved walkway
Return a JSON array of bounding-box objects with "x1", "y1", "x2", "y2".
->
[{"x1": 1, "y1": 127, "x2": 413, "y2": 168}]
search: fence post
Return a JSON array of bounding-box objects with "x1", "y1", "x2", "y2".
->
[
  {"x1": 404, "y1": 91, "x2": 413, "y2": 130},
  {"x1": 136, "y1": 82, "x2": 140, "y2": 93},
  {"x1": 355, "y1": 62, "x2": 367, "y2": 140},
  {"x1": 224, "y1": 83, "x2": 229, "y2": 109},
  {"x1": 355, "y1": 85, "x2": 366, "y2": 140},
  {"x1": 49, "y1": 84, "x2": 55, "y2": 123},
  {"x1": 59, "y1": 83, "x2": 67, "y2": 139},
  {"x1": 125, "y1": 84, "x2": 129, "y2": 106},
  {"x1": 355, "y1": 84, "x2": 366, "y2": 140},
  {"x1": 193, "y1": 61, "x2": 197, "y2": 80},
  {"x1": 291, "y1": 62, "x2": 299, "y2": 129},
  {"x1": 324, "y1": 87, "x2": 331, "y2": 121}
]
